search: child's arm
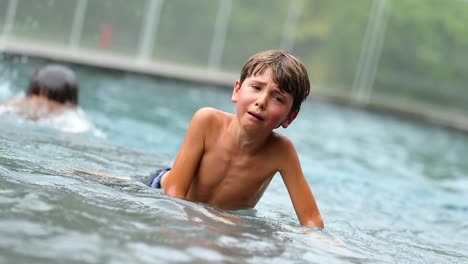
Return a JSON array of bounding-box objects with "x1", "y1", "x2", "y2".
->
[
  {"x1": 164, "y1": 107, "x2": 211, "y2": 199},
  {"x1": 65, "y1": 168, "x2": 131, "y2": 181},
  {"x1": 280, "y1": 139, "x2": 324, "y2": 228}
]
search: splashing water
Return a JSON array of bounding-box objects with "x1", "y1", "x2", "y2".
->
[{"x1": 1, "y1": 58, "x2": 467, "y2": 264}]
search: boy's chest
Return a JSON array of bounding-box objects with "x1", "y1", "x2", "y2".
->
[
  {"x1": 190, "y1": 149, "x2": 277, "y2": 208},
  {"x1": 195, "y1": 143, "x2": 278, "y2": 193}
]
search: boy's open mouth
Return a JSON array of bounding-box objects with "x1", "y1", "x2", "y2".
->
[{"x1": 248, "y1": 111, "x2": 264, "y2": 121}]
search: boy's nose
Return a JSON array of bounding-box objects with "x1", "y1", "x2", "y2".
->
[
  {"x1": 255, "y1": 93, "x2": 268, "y2": 110},
  {"x1": 255, "y1": 102, "x2": 265, "y2": 110}
]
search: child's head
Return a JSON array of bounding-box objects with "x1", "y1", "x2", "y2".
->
[
  {"x1": 27, "y1": 64, "x2": 79, "y2": 105},
  {"x1": 239, "y1": 49, "x2": 310, "y2": 113}
]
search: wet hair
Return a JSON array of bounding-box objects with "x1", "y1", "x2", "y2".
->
[
  {"x1": 239, "y1": 49, "x2": 310, "y2": 113},
  {"x1": 27, "y1": 64, "x2": 78, "y2": 105}
]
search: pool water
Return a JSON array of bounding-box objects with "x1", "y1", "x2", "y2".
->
[{"x1": 1, "y1": 55, "x2": 467, "y2": 263}]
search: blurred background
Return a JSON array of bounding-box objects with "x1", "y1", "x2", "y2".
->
[
  {"x1": 1, "y1": 1, "x2": 468, "y2": 263},
  {"x1": 1, "y1": 0, "x2": 467, "y2": 131}
]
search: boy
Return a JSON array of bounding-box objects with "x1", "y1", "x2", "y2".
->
[
  {"x1": 146, "y1": 49, "x2": 323, "y2": 228},
  {"x1": 0, "y1": 64, "x2": 79, "y2": 120}
]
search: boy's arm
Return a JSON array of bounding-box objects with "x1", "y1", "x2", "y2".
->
[
  {"x1": 0, "y1": 98, "x2": 19, "y2": 106},
  {"x1": 280, "y1": 139, "x2": 324, "y2": 228},
  {"x1": 164, "y1": 107, "x2": 210, "y2": 199}
]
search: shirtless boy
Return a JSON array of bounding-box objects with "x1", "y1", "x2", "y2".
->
[
  {"x1": 0, "y1": 64, "x2": 79, "y2": 120},
  {"x1": 145, "y1": 49, "x2": 324, "y2": 228}
]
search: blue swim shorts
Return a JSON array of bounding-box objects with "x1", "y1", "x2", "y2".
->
[{"x1": 142, "y1": 168, "x2": 171, "y2": 189}]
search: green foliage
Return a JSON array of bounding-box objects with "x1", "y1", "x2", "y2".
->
[
  {"x1": 375, "y1": 0, "x2": 468, "y2": 113},
  {"x1": 153, "y1": 0, "x2": 219, "y2": 65},
  {"x1": 221, "y1": 0, "x2": 290, "y2": 71},
  {"x1": 293, "y1": 0, "x2": 373, "y2": 91}
]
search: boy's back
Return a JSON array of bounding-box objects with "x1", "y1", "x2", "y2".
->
[
  {"x1": 1, "y1": 95, "x2": 71, "y2": 120},
  {"x1": 0, "y1": 64, "x2": 78, "y2": 120}
]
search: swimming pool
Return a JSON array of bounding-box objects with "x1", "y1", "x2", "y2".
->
[{"x1": 1, "y1": 55, "x2": 467, "y2": 263}]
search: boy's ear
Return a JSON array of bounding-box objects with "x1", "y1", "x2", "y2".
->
[
  {"x1": 231, "y1": 80, "x2": 241, "y2": 103},
  {"x1": 280, "y1": 110, "x2": 299, "y2": 128}
]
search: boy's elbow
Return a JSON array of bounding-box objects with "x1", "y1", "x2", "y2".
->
[
  {"x1": 315, "y1": 219, "x2": 325, "y2": 229},
  {"x1": 164, "y1": 186, "x2": 186, "y2": 200},
  {"x1": 301, "y1": 215, "x2": 324, "y2": 229}
]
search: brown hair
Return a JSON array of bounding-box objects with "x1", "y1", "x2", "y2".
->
[
  {"x1": 239, "y1": 49, "x2": 310, "y2": 112},
  {"x1": 27, "y1": 64, "x2": 79, "y2": 105}
]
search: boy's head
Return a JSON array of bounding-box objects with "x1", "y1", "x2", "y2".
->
[
  {"x1": 239, "y1": 49, "x2": 310, "y2": 113},
  {"x1": 27, "y1": 64, "x2": 79, "y2": 105}
]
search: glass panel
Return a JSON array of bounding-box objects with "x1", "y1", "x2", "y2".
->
[
  {"x1": 0, "y1": 1, "x2": 9, "y2": 32},
  {"x1": 220, "y1": 0, "x2": 289, "y2": 73},
  {"x1": 80, "y1": 0, "x2": 146, "y2": 55},
  {"x1": 153, "y1": 0, "x2": 219, "y2": 67},
  {"x1": 374, "y1": 0, "x2": 468, "y2": 116},
  {"x1": 292, "y1": 0, "x2": 373, "y2": 97},
  {"x1": 11, "y1": 0, "x2": 75, "y2": 43}
]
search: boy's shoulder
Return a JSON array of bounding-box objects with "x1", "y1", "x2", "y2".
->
[
  {"x1": 195, "y1": 106, "x2": 229, "y2": 115},
  {"x1": 1, "y1": 96, "x2": 22, "y2": 106},
  {"x1": 270, "y1": 131, "x2": 294, "y2": 147},
  {"x1": 193, "y1": 107, "x2": 232, "y2": 124},
  {"x1": 268, "y1": 131, "x2": 298, "y2": 159}
]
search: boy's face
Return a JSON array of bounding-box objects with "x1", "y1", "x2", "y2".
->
[{"x1": 232, "y1": 68, "x2": 297, "y2": 132}]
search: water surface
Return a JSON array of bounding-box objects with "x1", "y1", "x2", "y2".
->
[{"x1": 0, "y1": 56, "x2": 467, "y2": 263}]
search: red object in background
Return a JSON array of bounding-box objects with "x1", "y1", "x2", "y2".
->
[{"x1": 100, "y1": 24, "x2": 113, "y2": 49}]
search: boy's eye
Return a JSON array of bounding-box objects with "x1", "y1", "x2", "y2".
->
[
  {"x1": 252, "y1": 85, "x2": 260, "y2": 90},
  {"x1": 273, "y1": 95, "x2": 284, "y2": 103}
]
